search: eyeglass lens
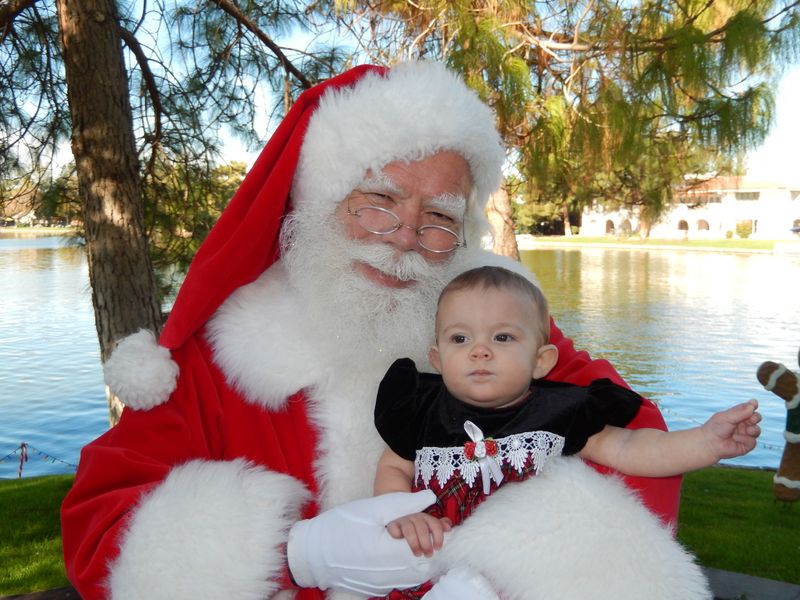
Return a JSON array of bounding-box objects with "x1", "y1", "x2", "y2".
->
[{"x1": 354, "y1": 206, "x2": 460, "y2": 252}]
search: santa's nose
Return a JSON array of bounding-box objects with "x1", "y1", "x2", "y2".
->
[{"x1": 384, "y1": 222, "x2": 420, "y2": 252}]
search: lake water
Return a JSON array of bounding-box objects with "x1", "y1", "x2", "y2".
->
[
  {"x1": 1, "y1": 233, "x2": 797, "y2": 478},
  {"x1": 1, "y1": 233, "x2": 107, "y2": 478},
  {"x1": 522, "y1": 246, "x2": 800, "y2": 471}
]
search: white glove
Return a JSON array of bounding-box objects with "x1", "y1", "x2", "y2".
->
[
  {"x1": 287, "y1": 490, "x2": 439, "y2": 596},
  {"x1": 422, "y1": 567, "x2": 500, "y2": 600}
]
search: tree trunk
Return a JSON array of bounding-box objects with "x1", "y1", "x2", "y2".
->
[
  {"x1": 486, "y1": 182, "x2": 520, "y2": 260},
  {"x1": 57, "y1": 0, "x2": 162, "y2": 425},
  {"x1": 639, "y1": 217, "x2": 652, "y2": 240},
  {"x1": 562, "y1": 205, "x2": 572, "y2": 237}
]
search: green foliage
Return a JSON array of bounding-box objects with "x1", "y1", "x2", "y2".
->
[
  {"x1": 1, "y1": 0, "x2": 346, "y2": 202},
  {"x1": 512, "y1": 198, "x2": 564, "y2": 234},
  {"x1": 679, "y1": 466, "x2": 800, "y2": 585},
  {"x1": 735, "y1": 220, "x2": 754, "y2": 239},
  {"x1": 333, "y1": 0, "x2": 799, "y2": 233},
  {"x1": 37, "y1": 168, "x2": 81, "y2": 225},
  {"x1": 141, "y1": 159, "x2": 247, "y2": 298},
  {"x1": 0, "y1": 475, "x2": 73, "y2": 595}
]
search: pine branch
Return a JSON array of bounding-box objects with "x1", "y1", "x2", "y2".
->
[
  {"x1": 117, "y1": 25, "x2": 163, "y2": 176},
  {"x1": 0, "y1": 0, "x2": 36, "y2": 43},
  {"x1": 210, "y1": 0, "x2": 312, "y2": 90}
]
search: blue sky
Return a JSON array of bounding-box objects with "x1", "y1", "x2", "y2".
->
[{"x1": 745, "y1": 64, "x2": 800, "y2": 184}]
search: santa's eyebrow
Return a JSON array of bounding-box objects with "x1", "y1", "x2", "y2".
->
[
  {"x1": 426, "y1": 193, "x2": 466, "y2": 216},
  {"x1": 356, "y1": 173, "x2": 402, "y2": 195}
]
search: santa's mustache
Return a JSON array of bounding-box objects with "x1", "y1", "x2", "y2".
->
[{"x1": 346, "y1": 241, "x2": 448, "y2": 283}]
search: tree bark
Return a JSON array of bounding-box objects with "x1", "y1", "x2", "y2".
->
[
  {"x1": 562, "y1": 205, "x2": 572, "y2": 237},
  {"x1": 56, "y1": 0, "x2": 162, "y2": 425},
  {"x1": 486, "y1": 182, "x2": 520, "y2": 260}
]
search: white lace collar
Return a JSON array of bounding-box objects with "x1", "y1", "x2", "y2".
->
[{"x1": 415, "y1": 426, "x2": 565, "y2": 491}]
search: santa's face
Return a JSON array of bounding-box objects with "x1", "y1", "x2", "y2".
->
[
  {"x1": 333, "y1": 151, "x2": 473, "y2": 288},
  {"x1": 281, "y1": 151, "x2": 475, "y2": 369}
]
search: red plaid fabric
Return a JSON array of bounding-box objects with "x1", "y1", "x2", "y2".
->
[
  {"x1": 419, "y1": 457, "x2": 537, "y2": 525},
  {"x1": 373, "y1": 457, "x2": 538, "y2": 599}
]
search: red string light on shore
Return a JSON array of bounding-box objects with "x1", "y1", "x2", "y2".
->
[{"x1": 17, "y1": 442, "x2": 28, "y2": 478}]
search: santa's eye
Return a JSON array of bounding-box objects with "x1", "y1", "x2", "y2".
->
[{"x1": 367, "y1": 192, "x2": 394, "y2": 207}]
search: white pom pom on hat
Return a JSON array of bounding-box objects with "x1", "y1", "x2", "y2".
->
[{"x1": 103, "y1": 329, "x2": 179, "y2": 410}]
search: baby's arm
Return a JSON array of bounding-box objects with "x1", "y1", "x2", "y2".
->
[
  {"x1": 374, "y1": 447, "x2": 451, "y2": 557},
  {"x1": 581, "y1": 400, "x2": 762, "y2": 477}
]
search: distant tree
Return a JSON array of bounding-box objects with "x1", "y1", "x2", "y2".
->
[
  {"x1": 38, "y1": 166, "x2": 81, "y2": 225},
  {"x1": 143, "y1": 160, "x2": 247, "y2": 298},
  {"x1": 331, "y1": 0, "x2": 800, "y2": 247}
]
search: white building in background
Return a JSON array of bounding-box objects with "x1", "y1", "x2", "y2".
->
[{"x1": 580, "y1": 176, "x2": 800, "y2": 240}]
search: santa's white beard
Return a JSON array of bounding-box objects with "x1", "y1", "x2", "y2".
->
[{"x1": 281, "y1": 212, "x2": 465, "y2": 372}]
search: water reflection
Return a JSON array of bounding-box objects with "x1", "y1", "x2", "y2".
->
[
  {"x1": 0, "y1": 237, "x2": 795, "y2": 477},
  {"x1": 523, "y1": 248, "x2": 800, "y2": 469},
  {"x1": 0, "y1": 232, "x2": 106, "y2": 479}
]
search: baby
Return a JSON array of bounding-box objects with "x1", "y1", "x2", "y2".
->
[{"x1": 373, "y1": 265, "x2": 761, "y2": 599}]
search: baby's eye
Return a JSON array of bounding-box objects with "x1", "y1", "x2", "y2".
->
[
  {"x1": 450, "y1": 334, "x2": 467, "y2": 344},
  {"x1": 494, "y1": 333, "x2": 515, "y2": 342}
]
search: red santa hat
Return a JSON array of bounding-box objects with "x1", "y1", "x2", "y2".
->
[{"x1": 157, "y1": 61, "x2": 504, "y2": 350}]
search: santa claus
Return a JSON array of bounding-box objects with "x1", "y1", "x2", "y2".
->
[{"x1": 61, "y1": 62, "x2": 702, "y2": 600}]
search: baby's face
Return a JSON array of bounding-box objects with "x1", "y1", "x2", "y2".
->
[{"x1": 430, "y1": 286, "x2": 547, "y2": 409}]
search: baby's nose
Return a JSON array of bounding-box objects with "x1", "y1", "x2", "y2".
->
[{"x1": 470, "y1": 344, "x2": 491, "y2": 359}]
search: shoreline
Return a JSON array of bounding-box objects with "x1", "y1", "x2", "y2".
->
[
  {"x1": 0, "y1": 227, "x2": 80, "y2": 237},
  {"x1": 516, "y1": 234, "x2": 800, "y2": 254},
  {"x1": 4, "y1": 228, "x2": 799, "y2": 254}
]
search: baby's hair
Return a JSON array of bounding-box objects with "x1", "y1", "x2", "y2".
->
[{"x1": 436, "y1": 265, "x2": 551, "y2": 343}]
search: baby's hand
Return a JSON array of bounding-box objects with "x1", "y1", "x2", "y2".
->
[
  {"x1": 386, "y1": 512, "x2": 453, "y2": 557},
  {"x1": 702, "y1": 399, "x2": 762, "y2": 460}
]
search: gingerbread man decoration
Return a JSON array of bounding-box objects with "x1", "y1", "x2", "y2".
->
[{"x1": 756, "y1": 348, "x2": 800, "y2": 503}]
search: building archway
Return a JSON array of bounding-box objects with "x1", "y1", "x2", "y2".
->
[{"x1": 605, "y1": 220, "x2": 615, "y2": 236}]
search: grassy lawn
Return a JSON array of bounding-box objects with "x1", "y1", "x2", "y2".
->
[
  {"x1": 677, "y1": 466, "x2": 799, "y2": 585},
  {"x1": 1, "y1": 467, "x2": 798, "y2": 595},
  {"x1": 0, "y1": 475, "x2": 73, "y2": 595},
  {"x1": 522, "y1": 235, "x2": 782, "y2": 252}
]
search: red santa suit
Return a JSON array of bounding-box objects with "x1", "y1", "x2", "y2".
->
[{"x1": 61, "y1": 62, "x2": 695, "y2": 600}]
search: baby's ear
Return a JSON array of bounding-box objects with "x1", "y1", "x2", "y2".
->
[
  {"x1": 428, "y1": 345, "x2": 442, "y2": 373},
  {"x1": 533, "y1": 344, "x2": 559, "y2": 379}
]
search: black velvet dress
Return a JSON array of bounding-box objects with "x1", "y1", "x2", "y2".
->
[
  {"x1": 373, "y1": 358, "x2": 643, "y2": 600},
  {"x1": 375, "y1": 358, "x2": 642, "y2": 524}
]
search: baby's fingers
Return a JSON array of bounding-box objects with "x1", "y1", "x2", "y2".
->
[
  {"x1": 386, "y1": 520, "x2": 404, "y2": 539},
  {"x1": 400, "y1": 516, "x2": 437, "y2": 556}
]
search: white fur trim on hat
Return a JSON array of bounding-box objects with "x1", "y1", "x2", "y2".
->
[
  {"x1": 108, "y1": 459, "x2": 309, "y2": 599},
  {"x1": 103, "y1": 329, "x2": 179, "y2": 410},
  {"x1": 292, "y1": 61, "x2": 505, "y2": 242}
]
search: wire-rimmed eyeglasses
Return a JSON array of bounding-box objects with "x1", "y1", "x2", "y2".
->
[{"x1": 346, "y1": 198, "x2": 465, "y2": 254}]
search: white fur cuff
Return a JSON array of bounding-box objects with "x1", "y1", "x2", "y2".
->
[
  {"x1": 103, "y1": 329, "x2": 179, "y2": 410},
  {"x1": 109, "y1": 459, "x2": 310, "y2": 599},
  {"x1": 434, "y1": 457, "x2": 710, "y2": 600}
]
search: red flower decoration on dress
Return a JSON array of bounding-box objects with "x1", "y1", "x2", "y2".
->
[{"x1": 464, "y1": 439, "x2": 498, "y2": 461}]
